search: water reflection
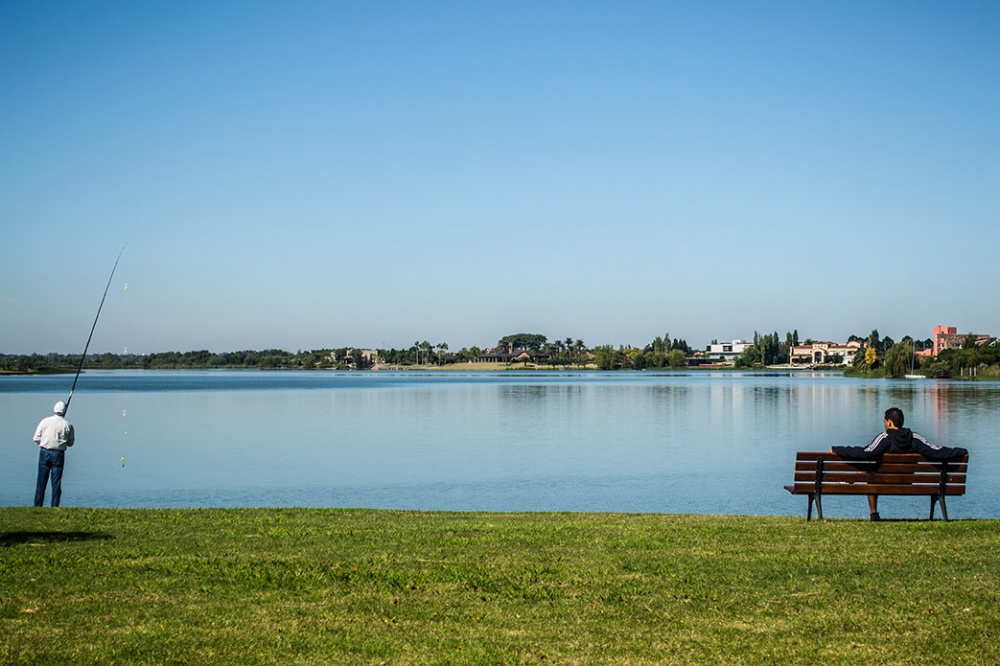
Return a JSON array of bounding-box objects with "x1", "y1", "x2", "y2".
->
[{"x1": 0, "y1": 372, "x2": 996, "y2": 518}]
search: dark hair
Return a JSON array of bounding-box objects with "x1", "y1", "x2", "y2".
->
[{"x1": 884, "y1": 407, "x2": 904, "y2": 428}]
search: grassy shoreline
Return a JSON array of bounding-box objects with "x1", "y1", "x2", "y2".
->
[{"x1": 2, "y1": 508, "x2": 998, "y2": 664}]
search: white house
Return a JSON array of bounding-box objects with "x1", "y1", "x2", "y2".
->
[{"x1": 704, "y1": 340, "x2": 753, "y2": 361}]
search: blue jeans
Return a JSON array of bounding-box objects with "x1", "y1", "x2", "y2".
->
[{"x1": 35, "y1": 448, "x2": 65, "y2": 507}]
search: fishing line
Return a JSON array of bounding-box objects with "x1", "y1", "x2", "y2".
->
[{"x1": 65, "y1": 243, "x2": 128, "y2": 414}]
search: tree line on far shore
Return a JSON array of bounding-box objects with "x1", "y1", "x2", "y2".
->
[
  {"x1": 843, "y1": 329, "x2": 1000, "y2": 379},
  {"x1": 0, "y1": 332, "x2": 690, "y2": 374},
  {"x1": 728, "y1": 328, "x2": 999, "y2": 379},
  {"x1": 2, "y1": 329, "x2": 997, "y2": 379}
]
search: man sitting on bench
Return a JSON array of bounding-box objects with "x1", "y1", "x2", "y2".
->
[{"x1": 830, "y1": 407, "x2": 968, "y2": 522}]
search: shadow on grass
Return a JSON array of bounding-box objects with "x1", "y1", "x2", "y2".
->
[{"x1": 0, "y1": 531, "x2": 114, "y2": 547}]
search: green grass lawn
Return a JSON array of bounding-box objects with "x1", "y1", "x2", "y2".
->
[{"x1": 1, "y1": 508, "x2": 997, "y2": 665}]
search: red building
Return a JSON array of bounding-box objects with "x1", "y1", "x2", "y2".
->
[{"x1": 933, "y1": 325, "x2": 992, "y2": 356}]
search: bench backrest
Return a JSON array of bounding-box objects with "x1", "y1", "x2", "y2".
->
[{"x1": 789, "y1": 452, "x2": 969, "y2": 496}]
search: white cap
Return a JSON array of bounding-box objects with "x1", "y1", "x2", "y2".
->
[{"x1": 54, "y1": 401, "x2": 66, "y2": 415}]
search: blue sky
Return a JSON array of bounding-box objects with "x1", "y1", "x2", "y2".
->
[{"x1": 2, "y1": 1, "x2": 998, "y2": 355}]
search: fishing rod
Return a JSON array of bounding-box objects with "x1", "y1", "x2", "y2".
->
[{"x1": 65, "y1": 243, "x2": 128, "y2": 414}]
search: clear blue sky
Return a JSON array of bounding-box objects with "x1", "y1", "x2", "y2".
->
[{"x1": 3, "y1": 1, "x2": 998, "y2": 355}]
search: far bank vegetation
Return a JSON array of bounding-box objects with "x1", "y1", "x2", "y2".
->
[{"x1": 3, "y1": 328, "x2": 998, "y2": 379}]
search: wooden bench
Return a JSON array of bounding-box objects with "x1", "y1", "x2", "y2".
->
[{"x1": 785, "y1": 452, "x2": 969, "y2": 521}]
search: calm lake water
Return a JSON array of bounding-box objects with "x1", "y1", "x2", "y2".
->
[{"x1": 2, "y1": 370, "x2": 997, "y2": 519}]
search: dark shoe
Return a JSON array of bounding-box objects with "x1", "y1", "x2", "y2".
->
[{"x1": 870, "y1": 512, "x2": 881, "y2": 522}]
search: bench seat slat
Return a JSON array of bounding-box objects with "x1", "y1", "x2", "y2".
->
[
  {"x1": 793, "y1": 471, "x2": 966, "y2": 485},
  {"x1": 795, "y1": 452, "x2": 966, "y2": 461},
  {"x1": 785, "y1": 483, "x2": 966, "y2": 496},
  {"x1": 785, "y1": 481, "x2": 966, "y2": 494},
  {"x1": 795, "y1": 460, "x2": 968, "y2": 474}
]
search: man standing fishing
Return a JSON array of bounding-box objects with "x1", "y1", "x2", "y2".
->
[{"x1": 33, "y1": 401, "x2": 75, "y2": 507}]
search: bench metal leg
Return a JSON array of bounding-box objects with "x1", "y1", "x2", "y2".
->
[
  {"x1": 935, "y1": 465, "x2": 951, "y2": 521},
  {"x1": 929, "y1": 495, "x2": 950, "y2": 521},
  {"x1": 938, "y1": 494, "x2": 949, "y2": 521},
  {"x1": 806, "y1": 493, "x2": 823, "y2": 521},
  {"x1": 813, "y1": 460, "x2": 824, "y2": 521}
]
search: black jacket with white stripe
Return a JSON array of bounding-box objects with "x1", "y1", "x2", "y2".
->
[{"x1": 832, "y1": 427, "x2": 968, "y2": 461}]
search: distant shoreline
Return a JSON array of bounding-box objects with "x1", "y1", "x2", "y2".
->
[
  {"x1": 52, "y1": 363, "x2": 842, "y2": 373},
  {"x1": 1, "y1": 363, "x2": 850, "y2": 375}
]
